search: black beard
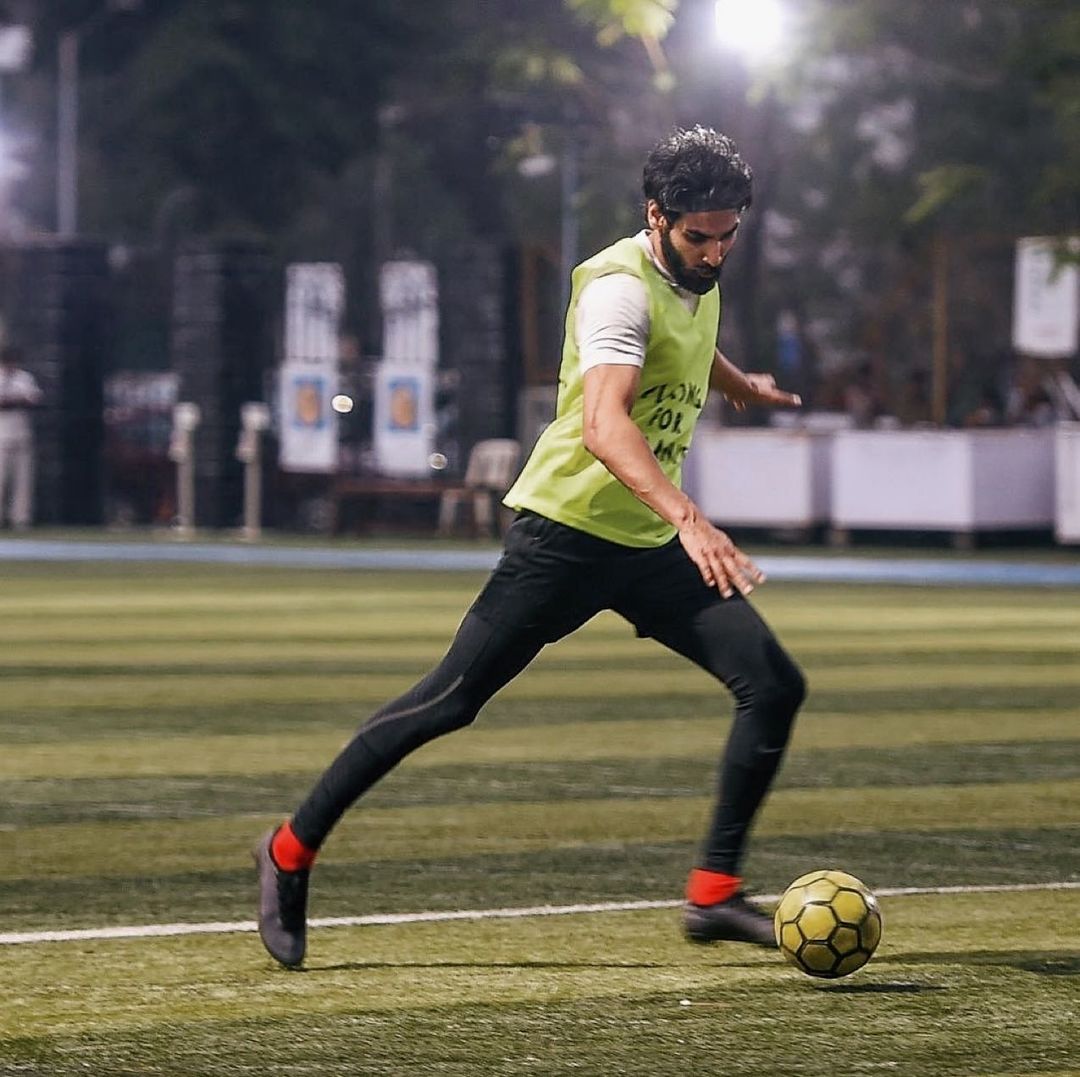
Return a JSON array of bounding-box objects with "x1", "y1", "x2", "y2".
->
[{"x1": 659, "y1": 226, "x2": 720, "y2": 295}]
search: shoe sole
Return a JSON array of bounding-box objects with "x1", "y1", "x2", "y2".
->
[
  {"x1": 254, "y1": 831, "x2": 306, "y2": 969},
  {"x1": 683, "y1": 901, "x2": 777, "y2": 948},
  {"x1": 684, "y1": 926, "x2": 777, "y2": 948}
]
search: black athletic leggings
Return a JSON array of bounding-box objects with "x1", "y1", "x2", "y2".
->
[{"x1": 289, "y1": 515, "x2": 806, "y2": 875}]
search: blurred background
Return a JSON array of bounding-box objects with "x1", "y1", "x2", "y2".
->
[{"x1": 0, "y1": 0, "x2": 1076, "y2": 545}]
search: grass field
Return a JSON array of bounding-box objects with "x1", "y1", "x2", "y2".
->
[{"x1": 1, "y1": 559, "x2": 1078, "y2": 1076}]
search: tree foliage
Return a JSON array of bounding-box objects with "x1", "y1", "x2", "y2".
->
[
  {"x1": 52, "y1": 0, "x2": 419, "y2": 238},
  {"x1": 753, "y1": 0, "x2": 1080, "y2": 416},
  {"x1": 7, "y1": 0, "x2": 1076, "y2": 411},
  {"x1": 568, "y1": 0, "x2": 677, "y2": 44}
]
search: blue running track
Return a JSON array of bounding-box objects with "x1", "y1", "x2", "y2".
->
[{"x1": 1, "y1": 538, "x2": 1078, "y2": 588}]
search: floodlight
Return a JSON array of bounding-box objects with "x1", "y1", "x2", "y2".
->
[
  {"x1": 714, "y1": 0, "x2": 786, "y2": 63},
  {"x1": 0, "y1": 26, "x2": 31, "y2": 73}
]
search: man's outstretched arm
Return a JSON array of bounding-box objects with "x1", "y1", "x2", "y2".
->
[
  {"x1": 582, "y1": 363, "x2": 764, "y2": 598},
  {"x1": 710, "y1": 347, "x2": 801, "y2": 411}
]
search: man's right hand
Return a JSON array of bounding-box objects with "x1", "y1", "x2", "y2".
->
[{"x1": 678, "y1": 513, "x2": 765, "y2": 598}]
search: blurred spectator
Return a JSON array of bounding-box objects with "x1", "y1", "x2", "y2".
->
[
  {"x1": 1006, "y1": 384, "x2": 1056, "y2": 427},
  {"x1": 842, "y1": 361, "x2": 884, "y2": 428},
  {"x1": 961, "y1": 385, "x2": 1004, "y2": 428},
  {"x1": 894, "y1": 369, "x2": 931, "y2": 426},
  {"x1": 1005, "y1": 355, "x2": 1057, "y2": 427},
  {"x1": 0, "y1": 344, "x2": 43, "y2": 529}
]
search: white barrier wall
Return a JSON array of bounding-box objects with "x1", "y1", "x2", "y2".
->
[
  {"x1": 693, "y1": 429, "x2": 832, "y2": 527},
  {"x1": 691, "y1": 426, "x2": 1062, "y2": 538},
  {"x1": 1056, "y1": 424, "x2": 1080, "y2": 543},
  {"x1": 831, "y1": 429, "x2": 1056, "y2": 532}
]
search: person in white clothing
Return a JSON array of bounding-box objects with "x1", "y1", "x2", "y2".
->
[{"x1": 0, "y1": 345, "x2": 43, "y2": 529}]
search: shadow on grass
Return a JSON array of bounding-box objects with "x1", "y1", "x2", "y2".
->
[
  {"x1": 878, "y1": 950, "x2": 1080, "y2": 976},
  {"x1": 817, "y1": 981, "x2": 946, "y2": 994},
  {"x1": 302, "y1": 960, "x2": 677, "y2": 973}
]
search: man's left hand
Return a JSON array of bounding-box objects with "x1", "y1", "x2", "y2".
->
[{"x1": 725, "y1": 373, "x2": 801, "y2": 412}]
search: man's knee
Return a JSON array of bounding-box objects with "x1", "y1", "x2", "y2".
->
[
  {"x1": 776, "y1": 658, "x2": 807, "y2": 716},
  {"x1": 735, "y1": 643, "x2": 806, "y2": 749},
  {"x1": 359, "y1": 675, "x2": 479, "y2": 760},
  {"x1": 736, "y1": 639, "x2": 806, "y2": 709}
]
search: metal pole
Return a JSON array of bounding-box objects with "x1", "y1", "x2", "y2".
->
[
  {"x1": 57, "y1": 30, "x2": 79, "y2": 237},
  {"x1": 241, "y1": 434, "x2": 263, "y2": 541},
  {"x1": 170, "y1": 403, "x2": 200, "y2": 537},
  {"x1": 373, "y1": 106, "x2": 395, "y2": 266},
  {"x1": 237, "y1": 403, "x2": 269, "y2": 541},
  {"x1": 177, "y1": 448, "x2": 195, "y2": 537},
  {"x1": 559, "y1": 136, "x2": 580, "y2": 321},
  {"x1": 931, "y1": 234, "x2": 949, "y2": 426}
]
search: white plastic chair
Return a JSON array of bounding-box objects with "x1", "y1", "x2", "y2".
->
[{"x1": 437, "y1": 438, "x2": 521, "y2": 537}]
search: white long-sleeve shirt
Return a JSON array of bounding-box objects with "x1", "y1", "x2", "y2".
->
[
  {"x1": 0, "y1": 366, "x2": 42, "y2": 444},
  {"x1": 575, "y1": 230, "x2": 701, "y2": 373}
]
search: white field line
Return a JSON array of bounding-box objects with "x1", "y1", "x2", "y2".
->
[{"x1": 1, "y1": 881, "x2": 1078, "y2": 947}]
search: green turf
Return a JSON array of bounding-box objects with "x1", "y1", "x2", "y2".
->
[
  {"x1": 9, "y1": 779, "x2": 1079, "y2": 883},
  {"x1": 6, "y1": 740, "x2": 1080, "y2": 826},
  {"x1": 0, "y1": 827, "x2": 1074, "y2": 933},
  {"x1": 4, "y1": 686, "x2": 1079, "y2": 747},
  {"x1": 1, "y1": 562, "x2": 1078, "y2": 1075},
  {"x1": 3, "y1": 893, "x2": 1078, "y2": 1076},
  {"x1": 6, "y1": 710, "x2": 1080, "y2": 780}
]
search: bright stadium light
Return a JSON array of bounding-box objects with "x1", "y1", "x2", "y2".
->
[
  {"x1": 0, "y1": 130, "x2": 16, "y2": 181},
  {"x1": 714, "y1": 0, "x2": 787, "y2": 62},
  {"x1": 0, "y1": 26, "x2": 32, "y2": 73}
]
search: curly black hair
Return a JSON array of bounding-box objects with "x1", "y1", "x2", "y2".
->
[{"x1": 642, "y1": 126, "x2": 753, "y2": 220}]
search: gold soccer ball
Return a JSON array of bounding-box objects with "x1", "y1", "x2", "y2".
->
[{"x1": 774, "y1": 869, "x2": 883, "y2": 979}]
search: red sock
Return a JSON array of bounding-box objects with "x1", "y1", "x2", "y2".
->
[
  {"x1": 271, "y1": 821, "x2": 318, "y2": 871},
  {"x1": 686, "y1": 868, "x2": 741, "y2": 906}
]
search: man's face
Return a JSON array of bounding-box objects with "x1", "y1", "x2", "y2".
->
[{"x1": 648, "y1": 204, "x2": 741, "y2": 295}]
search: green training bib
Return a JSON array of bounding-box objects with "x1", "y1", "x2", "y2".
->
[{"x1": 504, "y1": 236, "x2": 719, "y2": 547}]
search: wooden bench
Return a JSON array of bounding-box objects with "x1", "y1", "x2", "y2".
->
[
  {"x1": 331, "y1": 440, "x2": 522, "y2": 538},
  {"x1": 329, "y1": 476, "x2": 450, "y2": 535}
]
